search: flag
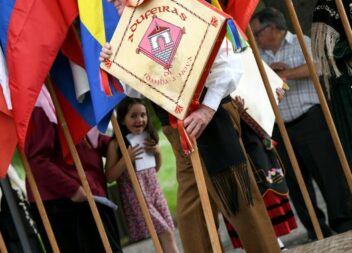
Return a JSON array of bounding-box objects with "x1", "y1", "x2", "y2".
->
[
  {"x1": 2, "y1": 0, "x2": 78, "y2": 150},
  {"x1": 0, "y1": 46, "x2": 17, "y2": 178},
  {"x1": 62, "y1": 27, "x2": 91, "y2": 104},
  {"x1": 0, "y1": 87, "x2": 16, "y2": 178},
  {"x1": 78, "y1": 0, "x2": 125, "y2": 132},
  {"x1": 50, "y1": 27, "x2": 97, "y2": 158},
  {"x1": 226, "y1": 0, "x2": 259, "y2": 32},
  {"x1": 51, "y1": 53, "x2": 96, "y2": 157},
  {"x1": 0, "y1": 0, "x2": 15, "y2": 51}
]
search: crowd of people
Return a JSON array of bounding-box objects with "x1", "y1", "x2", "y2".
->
[{"x1": 1, "y1": 0, "x2": 351, "y2": 252}]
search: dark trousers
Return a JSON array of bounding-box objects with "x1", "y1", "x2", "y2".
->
[
  {"x1": 0, "y1": 189, "x2": 43, "y2": 253},
  {"x1": 273, "y1": 105, "x2": 352, "y2": 237},
  {"x1": 30, "y1": 199, "x2": 123, "y2": 253}
]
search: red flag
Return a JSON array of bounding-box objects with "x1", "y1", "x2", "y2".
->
[
  {"x1": 226, "y1": 0, "x2": 260, "y2": 32},
  {"x1": 0, "y1": 86, "x2": 17, "y2": 178},
  {"x1": 6, "y1": 0, "x2": 78, "y2": 150},
  {"x1": 0, "y1": 46, "x2": 16, "y2": 178}
]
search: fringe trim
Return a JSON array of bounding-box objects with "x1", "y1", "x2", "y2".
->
[
  {"x1": 211, "y1": 163, "x2": 253, "y2": 215},
  {"x1": 311, "y1": 23, "x2": 342, "y2": 98}
]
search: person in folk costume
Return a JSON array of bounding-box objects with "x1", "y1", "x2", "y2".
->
[
  {"x1": 251, "y1": 7, "x2": 352, "y2": 240},
  {"x1": 311, "y1": 0, "x2": 352, "y2": 168},
  {"x1": 105, "y1": 97, "x2": 179, "y2": 253},
  {"x1": 101, "y1": 0, "x2": 282, "y2": 252},
  {"x1": 223, "y1": 94, "x2": 297, "y2": 251},
  {"x1": 211, "y1": 2, "x2": 297, "y2": 250},
  {"x1": 25, "y1": 87, "x2": 123, "y2": 253}
]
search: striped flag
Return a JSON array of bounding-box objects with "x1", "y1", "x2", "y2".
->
[
  {"x1": 78, "y1": 0, "x2": 125, "y2": 133},
  {"x1": 50, "y1": 27, "x2": 97, "y2": 160}
]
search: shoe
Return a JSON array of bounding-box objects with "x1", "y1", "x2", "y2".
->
[
  {"x1": 331, "y1": 219, "x2": 352, "y2": 234},
  {"x1": 307, "y1": 224, "x2": 332, "y2": 240}
]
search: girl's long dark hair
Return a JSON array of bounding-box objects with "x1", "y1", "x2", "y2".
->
[{"x1": 116, "y1": 97, "x2": 159, "y2": 144}]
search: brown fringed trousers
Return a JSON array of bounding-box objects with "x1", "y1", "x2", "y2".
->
[{"x1": 161, "y1": 102, "x2": 281, "y2": 253}]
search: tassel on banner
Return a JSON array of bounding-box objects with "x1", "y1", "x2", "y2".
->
[
  {"x1": 100, "y1": 67, "x2": 124, "y2": 96},
  {"x1": 100, "y1": 69, "x2": 113, "y2": 96},
  {"x1": 169, "y1": 87, "x2": 203, "y2": 155},
  {"x1": 111, "y1": 78, "x2": 124, "y2": 93},
  {"x1": 226, "y1": 19, "x2": 247, "y2": 51},
  {"x1": 178, "y1": 120, "x2": 194, "y2": 155},
  {"x1": 169, "y1": 115, "x2": 194, "y2": 155},
  {"x1": 209, "y1": 0, "x2": 248, "y2": 51}
]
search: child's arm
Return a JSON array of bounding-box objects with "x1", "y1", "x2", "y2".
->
[
  {"x1": 155, "y1": 149, "x2": 161, "y2": 172},
  {"x1": 105, "y1": 139, "x2": 123, "y2": 183},
  {"x1": 144, "y1": 138, "x2": 162, "y2": 172},
  {"x1": 105, "y1": 139, "x2": 144, "y2": 183}
]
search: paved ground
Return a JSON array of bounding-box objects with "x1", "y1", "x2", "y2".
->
[
  {"x1": 122, "y1": 216, "x2": 310, "y2": 253},
  {"x1": 121, "y1": 182, "x2": 328, "y2": 252},
  {"x1": 286, "y1": 231, "x2": 352, "y2": 253}
]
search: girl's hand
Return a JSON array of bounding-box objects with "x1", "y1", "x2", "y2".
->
[
  {"x1": 144, "y1": 138, "x2": 160, "y2": 155},
  {"x1": 128, "y1": 145, "x2": 144, "y2": 161},
  {"x1": 99, "y1": 42, "x2": 113, "y2": 62}
]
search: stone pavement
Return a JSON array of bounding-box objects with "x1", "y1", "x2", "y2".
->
[
  {"x1": 122, "y1": 214, "x2": 310, "y2": 253},
  {"x1": 122, "y1": 183, "x2": 330, "y2": 252},
  {"x1": 286, "y1": 231, "x2": 352, "y2": 253}
]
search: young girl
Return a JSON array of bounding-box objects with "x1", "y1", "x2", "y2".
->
[{"x1": 105, "y1": 97, "x2": 179, "y2": 253}]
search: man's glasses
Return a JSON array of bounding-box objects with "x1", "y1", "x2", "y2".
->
[{"x1": 253, "y1": 24, "x2": 271, "y2": 38}]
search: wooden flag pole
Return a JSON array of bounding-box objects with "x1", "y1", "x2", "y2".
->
[
  {"x1": 284, "y1": 0, "x2": 352, "y2": 191},
  {"x1": 110, "y1": 115, "x2": 163, "y2": 253},
  {"x1": 247, "y1": 26, "x2": 324, "y2": 240},
  {"x1": 45, "y1": 80, "x2": 113, "y2": 253},
  {"x1": 0, "y1": 232, "x2": 8, "y2": 253},
  {"x1": 18, "y1": 150, "x2": 60, "y2": 253},
  {"x1": 189, "y1": 139, "x2": 223, "y2": 253},
  {"x1": 335, "y1": 0, "x2": 352, "y2": 48}
]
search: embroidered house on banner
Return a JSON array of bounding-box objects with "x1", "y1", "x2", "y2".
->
[
  {"x1": 137, "y1": 16, "x2": 184, "y2": 69},
  {"x1": 100, "y1": 0, "x2": 230, "y2": 120}
]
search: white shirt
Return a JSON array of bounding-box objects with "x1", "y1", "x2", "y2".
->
[
  {"x1": 260, "y1": 32, "x2": 319, "y2": 122},
  {"x1": 202, "y1": 39, "x2": 243, "y2": 111}
]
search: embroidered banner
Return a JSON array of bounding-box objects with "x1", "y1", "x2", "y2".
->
[{"x1": 100, "y1": 0, "x2": 228, "y2": 119}]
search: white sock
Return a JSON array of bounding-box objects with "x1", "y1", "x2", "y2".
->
[{"x1": 277, "y1": 238, "x2": 287, "y2": 250}]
